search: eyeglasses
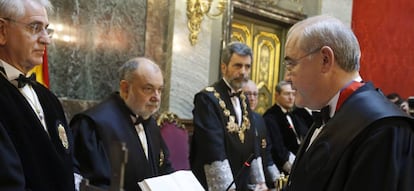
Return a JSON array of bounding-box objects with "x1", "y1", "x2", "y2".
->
[
  {"x1": 244, "y1": 91, "x2": 258, "y2": 97},
  {"x1": 2, "y1": 18, "x2": 54, "y2": 38},
  {"x1": 283, "y1": 47, "x2": 321, "y2": 71}
]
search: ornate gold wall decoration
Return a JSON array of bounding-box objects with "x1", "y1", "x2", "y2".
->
[
  {"x1": 231, "y1": 15, "x2": 284, "y2": 114},
  {"x1": 186, "y1": 0, "x2": 226, "y2": 46},
  {"x1": 231, "y1": 23, "x2": 252, "y2": 47},
  {"x1": 252, "y1": 31, "x2": 281, "y2": 105}
]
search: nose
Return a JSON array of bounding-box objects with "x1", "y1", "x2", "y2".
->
[
  {"x1": 241, "y1": 66, "x2": 250, "y2": 76},
  {"x1": 151, "y1": 89, "x2": 162, "y2": 100},
  {"x1": 39, "y1": 34, "x2": 51, "y2": 45},
  {"x1": 284, "y1": 71, "x2": 292, "y2": 81}
]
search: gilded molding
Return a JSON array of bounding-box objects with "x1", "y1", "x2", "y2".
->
[
  {"x1": 186, "y1": 0, "x2": 226, "y2": 45},
  {"x1": 231, "y1": 23, "x2": 252, "y2": 47},
  {"x1": 156, "y1": 111, "x2": 185, "y2": 129}
]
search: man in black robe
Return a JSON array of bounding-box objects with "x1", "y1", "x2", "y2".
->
[
  {"x1": 243, "y1": 79, "x2": 280, "y2": 189},
  {"x1": 190, "y1": 42, "x2": 267, "y2": 191},
  {"x1": 0, "y1": 1, "x2": 75, "y2": 190},
  {"x1": 263, "y1": 81, "x2": 309, "y2": 174},
  {"x1": 71, "y1": 57, "x2": 174, "y2": 191},
  {"x1": 284, "y1": 15, "x2": 414, "y2": 191}
]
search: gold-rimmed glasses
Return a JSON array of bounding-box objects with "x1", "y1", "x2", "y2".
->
[
  {"x1": 2, "y1": 18, "x2": 54, "y2": 39},
  {"x1": 284, "y1": 47, "x2": 322, "y2": 71}
]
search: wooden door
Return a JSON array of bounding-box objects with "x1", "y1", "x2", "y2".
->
[{"x1": 231, "y1": 14, "x2": 289, "y2": 114}]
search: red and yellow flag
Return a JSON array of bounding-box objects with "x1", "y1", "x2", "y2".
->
[{"x1": 29, "y1": 48, "x2": 50, "y2": 88}]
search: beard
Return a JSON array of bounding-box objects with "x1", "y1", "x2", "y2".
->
[
  {"x1": 229, "y1": 77, "x2": 248, "y2": 90},
  {"x1": 141, "y1": 103, "x2": 159, "y2": 119}
]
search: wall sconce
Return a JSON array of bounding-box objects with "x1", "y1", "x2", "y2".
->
[{"x1": 186, "y1": 0, "x2": 227, "y2": 46}]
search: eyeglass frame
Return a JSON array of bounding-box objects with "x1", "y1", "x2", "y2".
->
[
  {"x1": 2, "y1": 17, "x2": 54, "y2": 39},
  {"x1": 283, "y1": 47, "x2": 322, "y2": 71},
  {"x1": 244, "y1": 91, "x2": 258, "y2": 97}
]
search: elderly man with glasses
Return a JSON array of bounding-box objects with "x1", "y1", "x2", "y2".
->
[
  {"x1": 0, "y1": 0, "x2": 75, "y2": 191},
  {"x1": 284, "y1": 15, "x2": 414, "y2": 191}
]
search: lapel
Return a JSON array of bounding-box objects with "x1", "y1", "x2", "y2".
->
[
  {"x1": 142, "y1": 118, "x2": 162, "y2": 174},
  {"x1": 5, "y1": 78, "x2": 50, "y2": 138}
]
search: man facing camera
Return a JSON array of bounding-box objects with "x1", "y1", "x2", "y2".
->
[
  {"x1": 190, "y1": 42, "x2": 267, "y2": 191},
  {"x1": 71, "y1": 57, "x2": 174, "y2": 191}
]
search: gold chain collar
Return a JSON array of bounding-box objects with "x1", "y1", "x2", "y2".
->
[{"x1": 205, "y1": 87, "x2": 251, "y2": 143}]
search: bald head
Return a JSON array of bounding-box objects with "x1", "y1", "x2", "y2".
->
[
  {"x1": 286, "y1": 15, "x2": 361, "y2": 72},
  {"x1": 118, "y1": 57, "x2": 162, "y2": 82},
  {"x1": 284, "y1": 15, "x2": 362, "y2": 109}
]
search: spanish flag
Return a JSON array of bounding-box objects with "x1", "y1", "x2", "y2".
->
[{"x1": 29, "y1": 48, "x2": 50, "y2": 88}]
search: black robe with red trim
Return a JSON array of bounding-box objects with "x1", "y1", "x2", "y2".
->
[{"x1": 286, "y1": 83, "x2": 414, "y2": 191}]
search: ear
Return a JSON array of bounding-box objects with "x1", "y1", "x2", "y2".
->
[
  {"x1": 0, "y1": 19, "x2": 7, "y2": 45},
  {"x1": 220, "y1": 62, "x2": 226, "y2": 73},
  {"x1": 119, "y1": 80, "x2": 129, "y2": 99},
  {"x1": 320, "y1": 46, "x2": 334, "y2": 72},
  {"x1": 274, "y1": 91, "x2": 279, "y2": 100}
]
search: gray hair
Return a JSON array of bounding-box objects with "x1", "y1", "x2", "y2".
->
[
  {"x1": 275, "y1": 80, "x2": 292, "y2": 93},
  {"x1": 118, "y1": 57, "x2": 160, "y2": 82},
  {"x1": 0, "y1": 0, "x2": 53, "y2": 19},
  {"x1": 221, "y1": 42, "x2": 253, "y2": 65},
  {"x1": 288, "y1": 15, "x2": 361, "y2": 72}
]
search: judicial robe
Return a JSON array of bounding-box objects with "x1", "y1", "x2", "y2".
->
[
  {"x1": 71, "y1": 92, "x2": 174, "y2": 191},
  {"x1": 190, "y1": 79, "x2": 265, "y2": 191},
  {"x1": 286, "y1": 83, "x2": 414, "y2": 191},
  {"x1": 0, "y1": 76, "x2": 75, "y2": 191},
  {"x1": 252, "y1": 112, "x2": 279, "y2": 189},
  {"x1": 263, "y1": 105, "x2": 309, "y2": 171}
]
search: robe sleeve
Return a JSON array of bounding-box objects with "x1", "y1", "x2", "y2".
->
[
  {"x1": 71, "y1": 115, "x2": 111, "y2": 189},
  {"x1": 191, "y1": 92, "x2": 234, "y2": 190}
]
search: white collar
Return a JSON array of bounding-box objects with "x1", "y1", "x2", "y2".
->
[{"x1": 0, "y1": 59, "x2": 24, "y2": 82}]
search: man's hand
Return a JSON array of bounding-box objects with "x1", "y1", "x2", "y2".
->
[{"x1": 254, "y1": 182, "x2": 268, "y2": 191}]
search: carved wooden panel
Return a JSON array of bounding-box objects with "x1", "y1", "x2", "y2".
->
[{"x1": 231, "y1": 14, "x2": 287, "y2": 114}]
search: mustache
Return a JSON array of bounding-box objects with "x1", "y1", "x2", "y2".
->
[
  {"x1": 147, "y1": 102, "x2": 159, "y2": 107},
  {"x1": 233, "y1": 76, "x2": 249, "y2": 82}
]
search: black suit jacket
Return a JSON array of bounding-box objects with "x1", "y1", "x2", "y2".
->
[
  {"x1": 71, "y1": 93, "x2": 174, "y2": 191},
  {"x1": 0, "y1": 76, "x2": 75, "y2": 191},
  {"x1": 287, "y1": 83, "x2": 414, "y2": 191},
  {"x1": 263, "y1": 104, "x2": 308, "y2": 170}
]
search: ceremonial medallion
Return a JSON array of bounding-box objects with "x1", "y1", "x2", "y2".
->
[
  {"x1": 58, "y1": 123, "x2": 69, "y2": 149},
  {"x1": 261, "y1": 138, "x2": 267, "y2": 149}
]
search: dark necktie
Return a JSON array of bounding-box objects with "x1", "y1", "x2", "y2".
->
[
  {"x1": 0, "y1": 67, "x2": 5, "y2": 76},
  {"x1": 311, "y1": 105, "x2": 331, "y2": 128},
  {"x1": 134, "y1": 116, "x2": 145, "y2": 126},
  {"x1": 16, "y1": 73, "x2": 36, "y2": 88},
  {"x1": 230, "y1": 91, "x2": 242, "y2": 97}
]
